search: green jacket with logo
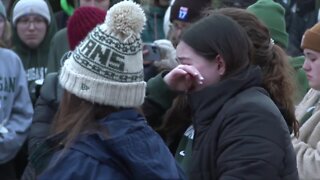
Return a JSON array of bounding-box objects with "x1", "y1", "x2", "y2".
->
[{"x1": 143, "y1": 73, "x2": 191, "y2": 173}]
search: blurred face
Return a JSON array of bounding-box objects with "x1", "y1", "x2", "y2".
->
[
  {"x1": 303, "y1": 49, "x2": 320, "y2": 90},
  {"x1": 79, "y1": 0, "x2": 110, "y2": 10},
  {"x1": 158, "y1": 0, "x2": 170, "y2": 7},
  {"x1": 0, "y1": 16, "x2": 5, "y2": 37},
  {"x1": 176, "y1": 41, "x2": 225, "y2": 90},
  {"x1": 16, "y1": 14, "x2": 47, "y2": 49},
  {"x1": 168, "y1": 20, "x2": 191, "y2": 47}
]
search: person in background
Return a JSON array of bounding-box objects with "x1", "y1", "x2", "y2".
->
[
  {"x1": 46, "y1": 0, "x2": 111, "y2": 74},
  {"x1": 0, "y1": 2, "x2": 33, "y2": 177},
  {"x1": 0, "y1": 1, "x2": 12, "y2": 48},
  {"x1": 292, "y1": 22, "x2": 320, "y2": 180},
  {"x1": 141, "y1": 0, "x2": 169, "y2": 42},
  {"x1": 144, "y1": 0, "x2": 211, "y2": 82},
  {"x1": 220, "y1": 0, "x2": 257, "y2": 8},
  {"x1": 0, "y1": 48, "x2": 33, "y2": 180},
  {"x1": 10, "y1": 0, "x2": 56, "y2": 178},
  {"x1": 39, "y1": 1, "x2": 184, "y2": 179},
  {"x1": 54, "y1": 0, "x2": 75, "y2": 30},
  {"x1": 287, "y1": 0, "x2": 320, "y2": 57},
  {"x1": 11, "y1": 0, "x2": 57, "y2": 104},
  {"x1": 247, "y1": 0, "x2": 309, "y2": 102},
  {"x1": 166, "y1": 0, "x2": 211, "y2": 47}
]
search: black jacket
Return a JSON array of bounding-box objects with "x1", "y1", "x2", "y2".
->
[
  {"x1": 28, "y1": 72, "x2": 63, "y2": 155},
  {"x1": 188, "y1": 66, "x2": 298, "y2": 180}
]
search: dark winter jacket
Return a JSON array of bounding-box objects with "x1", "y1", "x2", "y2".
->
[
  {"x1": 46, "y1": 28, "x2": 70, "y2": 74},
  {"x1": 287, "y1": 9, "x2": 318, "y2": 56},
  {"x1": 141, "y1": 5, "x2": 167, "y2": 43},
  {"x1": 28, "y1": 72, "x2": 62, "y2": 155},
  {"x1": 188, "y1": 66, "x2": 298, "y2": 180},
  {"x1": 39, "y1": 109, "x2": 185, "y2": 180}
]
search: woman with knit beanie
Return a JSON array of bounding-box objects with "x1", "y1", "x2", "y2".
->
[
  {"x1": 23, "y1": 7, "x2": 106, "y2": 179},
  {"x1": 147, "y1": 11, "x2": 298, "y2": 179},
  {"x1": 292, "y1": 22, "x2": 320, "y2": 180},
  {"x1": 38, "y1": 1, "x2": 184, "y2": 179}
]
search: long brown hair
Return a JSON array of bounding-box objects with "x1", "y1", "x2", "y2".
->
[
  {"x1": 157, "y1": 95, "x2": 192, "y2": 153},
  {"x1": 211, "y1": 8, "x2": 299, "y2": 136},
  {"x1": 0, "y1": 20, "x2": 12, "y2": 48},
  {"x1": 52, "y1": 90, "x2": 118, "y2": 149}
]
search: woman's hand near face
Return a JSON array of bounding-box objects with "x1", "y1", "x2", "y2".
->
[{"x1": 163, "y1": 64, "x2": 204, "y2": 92}]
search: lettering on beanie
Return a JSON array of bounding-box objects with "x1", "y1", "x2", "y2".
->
[{"x1": 74, "y1": 27, "x2": 143, "y2": 82}]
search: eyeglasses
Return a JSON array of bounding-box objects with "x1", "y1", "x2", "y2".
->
[{"x1": 17, "y1": 17, "x2": 46, "y2": 29}]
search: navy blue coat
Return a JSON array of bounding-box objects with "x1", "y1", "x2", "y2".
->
[{"x1": 39, "y1": 109, "x2": 185, "y2": 180}]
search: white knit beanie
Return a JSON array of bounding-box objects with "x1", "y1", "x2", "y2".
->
[
  {"x1": 12, "y1": 0, "x2": 51, "y2": 25},
  {"x1": 59, "y1": 1, "x2": 147, "y2": 107}
]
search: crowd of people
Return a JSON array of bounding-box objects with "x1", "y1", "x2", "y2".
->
[{"x1": 0, "y1": 0, "x2": 320, "y2": 179}]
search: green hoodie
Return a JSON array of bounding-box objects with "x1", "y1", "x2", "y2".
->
[
  {"x1": 141, "y1": 4, "x2": 167, "y2": 43},
  {"x1": 145, "y1": 73, "x2": 192, "y2": 173},
  {"x1": 11, "y1": 0, "x2": 57, "y2": 104}
]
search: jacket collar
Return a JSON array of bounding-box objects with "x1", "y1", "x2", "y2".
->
[{"x1": 188, "y1": 65, "x2": 264, "y2": 128}]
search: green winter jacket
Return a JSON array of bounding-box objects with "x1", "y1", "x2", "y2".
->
[
  {"x1": 143, "y1": 73, "x2": 192, "y2": 173},
  {"x1": 141, "y1": 5, "x2": 167, "y2": 43},
  {"x1": 46, "y1": 28, "x2": 69, "y2": 73}
]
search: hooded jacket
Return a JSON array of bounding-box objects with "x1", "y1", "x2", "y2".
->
[
  {"x1": 39, "y1": 109, "x2": 185, "y2": 180},
  {"x1": 11, "y1": 0, "x2": 57, "y2": 104},
  {"x1": 141, "y1": 4, "x2": 167, "y2": 43}
]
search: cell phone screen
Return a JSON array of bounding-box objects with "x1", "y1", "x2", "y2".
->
[{"x1": 143, "y1": 43, "x2": 161, "y2": 63}]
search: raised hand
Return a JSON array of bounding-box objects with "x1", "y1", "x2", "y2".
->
[{"x1": 164, "y1": 64, "x2": 204, "y2": 93}]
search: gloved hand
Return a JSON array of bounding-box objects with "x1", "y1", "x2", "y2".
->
[{"x1": 153, "y1": 39, "x2": 179, "y2": 71}]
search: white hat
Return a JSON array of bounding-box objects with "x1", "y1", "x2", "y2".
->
[
  {"x1": 12, "y1": 0, "x2": 51, "y2": 25},
  {"x1": 59, "y1": 1, "x2": 147, "y2": 107}
]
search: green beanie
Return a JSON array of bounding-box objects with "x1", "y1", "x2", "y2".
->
[
  {"x1": 247, "y1": 0, "x2": 288, "y2": 49},
  {"x1": 0, "y1": 0, "x2": 6, "y2": 19}
]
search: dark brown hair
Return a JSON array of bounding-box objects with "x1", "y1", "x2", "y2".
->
[
  {"x1": 159, "y1": 13, "x2": 254, "y2": 152},
  {"x1": 182, "y1": 13, "x2": 252, "y2": 77},
  {"x1": 0, "y1": 20, "x2": 12, "y2": 48},
  {"x1": 158, "y1": 8, "x2": 299, "y2": 151},
  {"x1": 210, "y1": 8, "x2": 299, "y2": 136}
]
